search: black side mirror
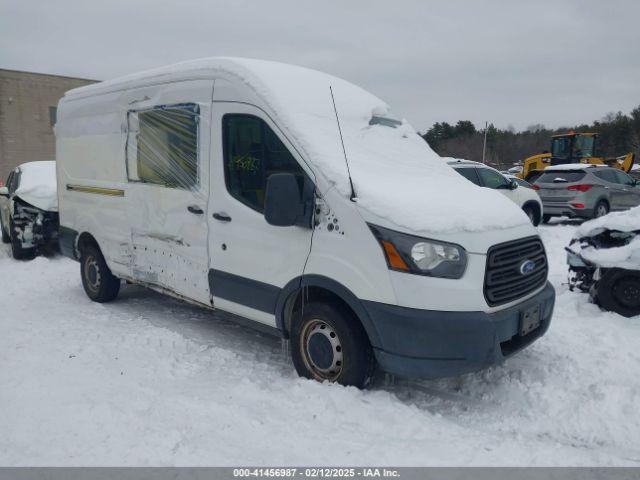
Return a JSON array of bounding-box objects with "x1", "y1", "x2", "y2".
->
[
  {"x1": 510, "y1": 179, "x2": 519, "y2": 190},
  {"x1": 264, "y1": 173, "x2": 313, "y2": 228}
]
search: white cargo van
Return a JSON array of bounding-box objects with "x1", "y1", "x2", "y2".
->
[{"x1": 56, "y1": 58, "x2": 555, "y2": 387}]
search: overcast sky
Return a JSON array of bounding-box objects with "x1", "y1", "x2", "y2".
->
[{"x1": 1, "y1": 0, "x2": 639, "y2": 132}]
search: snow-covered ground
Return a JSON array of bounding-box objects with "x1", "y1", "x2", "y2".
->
[{"x1": 1, "y1": 222, "x2": 639, "y2": 466}]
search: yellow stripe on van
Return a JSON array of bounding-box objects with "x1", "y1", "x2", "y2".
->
[{"x1": 66, "y1": 185, "x2": 125, "y2": 196}]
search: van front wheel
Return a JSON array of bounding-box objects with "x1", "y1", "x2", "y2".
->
[
  {"x1": 80, "y1": 244, "x2": 120, "y2": 303},
  {"x1": 291, "y1": 301, "x2": 375, "y2": 389}
]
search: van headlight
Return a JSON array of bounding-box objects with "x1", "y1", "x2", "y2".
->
[{"x1": 368, "y1": 224, "x2": 467, "y2": 279}]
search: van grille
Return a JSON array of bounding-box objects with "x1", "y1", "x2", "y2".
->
[{"x1": 484, "y1": 236, "x2": 548, "y2": 307}]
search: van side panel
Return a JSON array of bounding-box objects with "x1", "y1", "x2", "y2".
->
[
  {"x1": 56, "y1": 90, "x2": 131, "y2": 275},
  {"x1": 304, "y1": 187, "x2": 397, "y2": 305},
  {"x1": 57, "y1": 80, "x2": 215, "y2": 305}
]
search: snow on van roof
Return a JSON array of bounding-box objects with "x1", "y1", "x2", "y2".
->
[
  {"x1": 64, "y1": 58, "x2": 527, "y2": 234},
  {"x1": 15, "y1": 161, "x2": 58, "y2": 212}
]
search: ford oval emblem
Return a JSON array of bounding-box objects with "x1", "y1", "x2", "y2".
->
[{"x1": 520, "y1": 259, "x2": 536, "y2": 275}]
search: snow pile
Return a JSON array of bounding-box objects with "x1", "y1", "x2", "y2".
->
[
  {"x1": 576, "y1": 205, "x2": 640, "y2": 237},
  {"x1": 2, "y1": 224, "x2": 640, "y2": 466},
  {"x1": 15, "y1": 161, "x2": 58, "y2": 212},
  {"x1": 579, "y1": 236, "x2": 640, "y2": 269},
  {"x1": 66, "y1": 58, "x2": 527, "y2": 235}
]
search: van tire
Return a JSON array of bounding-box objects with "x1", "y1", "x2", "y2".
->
[
  {"x1": 291, "y1": 301, "x2": 375, "y2": 389},
  {"x1": 595, "y1": 268, "x2": 640, "y2": 318},
  {"x1": 9, "y1": 219, "x2": 36, "y2": 260},
  {"x1": 80, "y1": 244, "x2": 120, "y2": 303}
]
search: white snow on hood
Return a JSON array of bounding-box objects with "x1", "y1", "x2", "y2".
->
[
  {"x1": 576, "y1": 205, "x2": 640, "y2": 238},
  {"x1": 573, "y1": 206, "x2": 640, "y2": 269},
  {"x1": 577, "y1": 235, "x2": 640, "y2": 270},
  {"x1": 15, "y1": 161, "x2": 58, "y2": 212},
  {"x1": 66, "y1": 57, "x2": 528, "y2": 234}
]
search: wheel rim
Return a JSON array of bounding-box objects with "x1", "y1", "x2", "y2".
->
[
  {"x1": 613, "y1": 277, "x2": 640, "y2": 309},
  {"x1": 300, "y1": 319, "x2": 343, "y2": 381},
  {"x1": 596, "y1": 204, "x2": 608, "y2": 217},
  {"x1": 84, "y1": 255, "x2": 101, "y2": 292}
]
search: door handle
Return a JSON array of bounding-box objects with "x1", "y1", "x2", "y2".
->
[
  {"x1": 187, "y1": 205, "x2": 204, "y2": 215},
  {"x1": 213, "y1": 212, "x2": 232, "y2": 222}
]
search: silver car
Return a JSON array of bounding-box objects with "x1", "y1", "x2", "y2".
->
[{"x1": 534, "y1": 165, "x2": 640, "y2": 222}]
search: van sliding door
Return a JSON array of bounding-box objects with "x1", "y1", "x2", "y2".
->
[{"x1": 123, "y1": 80, "x2": 214, "y2": 306}]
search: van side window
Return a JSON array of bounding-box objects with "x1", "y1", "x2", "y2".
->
[
  {"x1": 223, "y1": 114, "x2": 306, "y2": 213},
  {"x1": 126, "y1": 103, "x2": 199, "y2": 189}
]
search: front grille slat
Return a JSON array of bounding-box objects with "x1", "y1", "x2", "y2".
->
[{"x1": 484, "y1": 236, "x2": 548, "y2": 306}]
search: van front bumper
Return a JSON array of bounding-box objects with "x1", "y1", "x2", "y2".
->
[{"x1": 363, "y1": 282, "x2": 555, "y2": 379}]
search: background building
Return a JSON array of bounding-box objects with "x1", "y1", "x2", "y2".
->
[{"x1": 0, "y1": 69, "x2": 97, "y2": 180}]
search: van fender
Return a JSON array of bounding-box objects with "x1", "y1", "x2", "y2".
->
[{"x1": 275, "y1": 274, "x2": 383, "y2": 348}]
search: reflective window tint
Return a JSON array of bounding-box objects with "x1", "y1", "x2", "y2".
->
[
  {"x1": 454, "y1": 168, "x2": 481, "y2": 186},
  {"x1": 223, "y1": 114, "x2": 306, "y2": 213},
  {"x1": 8, "y1": 170, "x2": 20, "y2": 194},
  {"x1": 593, "y1": 169, "x2": 617, "y2": 183},
  {"x1": 537, "y1": 171, "x2": 586, "y2": 183},
  {"x1": 477, "y1": 168, "x2": 510, "y2": 189},
  {"x1": 127, "y1": 104, "x2": 199, "y2": 189},
  {"x1": 613, "y1": 170, "x2": 635, "y2": 186}
]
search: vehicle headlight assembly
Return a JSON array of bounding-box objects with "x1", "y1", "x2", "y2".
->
[{"x1": 369, "y1": 224, "x2": 467, "y2": 279}]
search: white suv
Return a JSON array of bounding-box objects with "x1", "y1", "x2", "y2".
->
[{"x1": 448, "y1": 159, "x2": 544, "y2": 226}]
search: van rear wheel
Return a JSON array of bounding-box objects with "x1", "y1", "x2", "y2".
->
[
  {"x1": 80, "y1": 244, "x2": 120, "y2": 303},
  {"x1": 291, "y1": 301, "x2": 375, "y2": 388}
]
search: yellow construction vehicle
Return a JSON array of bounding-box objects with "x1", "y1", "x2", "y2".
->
[{"x1": 517, "y1": 132, "x2": 635, "y2": 182}]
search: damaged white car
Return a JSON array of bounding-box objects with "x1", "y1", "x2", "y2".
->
[
  {"x1": 566, "y1": 206, "x2": 640, "y2": 317},
  {"x1": 0, "y1": 161, "x2": 59, "y2": 259}
]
